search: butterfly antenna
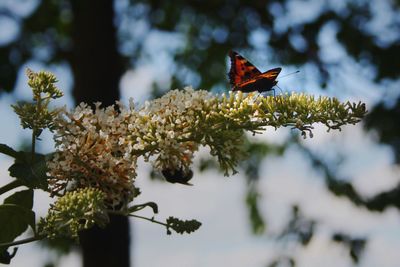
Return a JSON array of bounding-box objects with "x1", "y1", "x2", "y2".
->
[
  {"x1": 279, "y1": 70, "x2": 300, "y2": 79},
  {"x1": 275, "y1": 85, "x2": 284, "y2": 95}
]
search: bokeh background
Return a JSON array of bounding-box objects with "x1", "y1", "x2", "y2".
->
[{"x1": 1, "y1": 0, "x2": 400, "y2": 266}]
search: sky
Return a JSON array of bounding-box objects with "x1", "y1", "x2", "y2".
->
[{"x1": 1, "y1": 0, "x2": 400, "y2": 267}]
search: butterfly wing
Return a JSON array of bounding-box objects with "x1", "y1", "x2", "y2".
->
[
  {"x1": 259, "y1": 67, "x2": 281, "y2": 81},
  {"x1": 233, "y1": 67, "x2": 282, "y2": 93},
  {"x1": 228, "y1": 51, "x2": 262, "y2": 89}
]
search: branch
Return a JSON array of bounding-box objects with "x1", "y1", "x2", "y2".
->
[{"x1": 0, "y1": 235, "x2": 43, "y2": 247}]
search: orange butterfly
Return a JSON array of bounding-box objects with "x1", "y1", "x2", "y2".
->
[{"x1": 228, "y1": 50, "x2": 281, "y2": 94}]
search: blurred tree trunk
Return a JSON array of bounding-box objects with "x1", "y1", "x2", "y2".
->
[
  {"x1": 71, "y1": 0, "x2": 122, "y2": 106},
  {"x1": 70, "y1": 1, "x2": 130, "y2": 267}
]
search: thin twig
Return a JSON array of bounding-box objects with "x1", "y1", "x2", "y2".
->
[{"x1": 0, "y1": 235, "x2": 43, "y2": 248}]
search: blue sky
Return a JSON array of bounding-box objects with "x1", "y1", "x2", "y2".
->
[{"x1": 1, "y1": 0, "x2": 400, "y2": 266}]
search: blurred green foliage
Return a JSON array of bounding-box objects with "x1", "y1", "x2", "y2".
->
[{"x1": 0, "y1": 0, "x2": 399, "y2": 266}]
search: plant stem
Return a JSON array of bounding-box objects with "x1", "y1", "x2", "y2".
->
[
  {"x1": 128, "y1": 214, "x2": 168, "y2": 227},
  {"x1": 31, "y1": 130, "x2": 36, "y2": 162},
  {"x1": 0, "y1": 180, "x2": 24, "y2": 195},
  {"x1": 31, "y1": 91, "x2": 43, "y2": 161},
  {"x1": 107, "y1": 210, "x2": 168, "y2": 228},
  {"x1": 0, "y1": 235, "x2": 43, "y2": 247}
]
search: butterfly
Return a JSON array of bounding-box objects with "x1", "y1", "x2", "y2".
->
[{"x1": 228, "y1": 50, "x2": 281, "y2": 94}]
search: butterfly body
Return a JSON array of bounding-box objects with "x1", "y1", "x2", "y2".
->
[{"x1": 229, "y1": 51, "x2": 281, "y2": 93}]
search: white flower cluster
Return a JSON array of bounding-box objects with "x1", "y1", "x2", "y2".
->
[
  {"x1": 132, "y1": 87, "x2": 252, "y2": 175},
  {"x1": 47, "y1": 88, "x2": 264, "y2": 204},
  {"x1": 134, "y1": 87, "x2": 216, "y2": 173},
  {"x1": 47, "y1": 87, "x2": 366, "y2": 203},
  {"x1": 48, "y1": 102, "x2": 139, "y2": 207}
]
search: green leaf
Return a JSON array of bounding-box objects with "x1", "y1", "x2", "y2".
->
[
  {"x1": 0, "y1": 247, "x2": 18, "y2": 264},
  {"x1": 0, "y1": 204, "x2": 35, "y2": 244},
  {"x1": 4, "y1": 190, "x2": 34, "y2": 210},
  {"x1": 128, "y1": 202, "x2": 158, "y2": 214},
  {"x1": 198, "y1": 158, "x2": 218, "y2": 172},
  {"x1": 8, "y1": 153, "x2": 48, "y2": 191},
  {"x1": 246, "y1": 188, "x2": 265, "y2": 235},
  {"x1": 0, "y1": 144, "x2": 23, "y2": 160},
  {"x1": 166, "y1": 216, "x2": 201, "y2": 235}
]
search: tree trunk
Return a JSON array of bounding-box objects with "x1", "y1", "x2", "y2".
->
[
  {"x1": 79, "y1": 214, "x2": 130, "y2": 267},
  {"x1": 71, "y1": 0, "x2": 122, "y2": 106},
  {"x1": 70, "y1": 1, "x2": 130, "y2": 266}
]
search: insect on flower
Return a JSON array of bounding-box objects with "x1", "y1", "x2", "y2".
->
[
  {"x1": 228, "y1": 50, "x2": 282, "y2": 94},
  {"x1": 162, "y1": 168, "x2": 193, "y2": 185}
]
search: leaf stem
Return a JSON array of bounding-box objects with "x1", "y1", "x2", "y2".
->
[
  {"x1": 107, "y1": 210, "x2": 167, "y2": 227},
  {"x1": 128, "y1": 214, "x2": 168, "y2": 227}
]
